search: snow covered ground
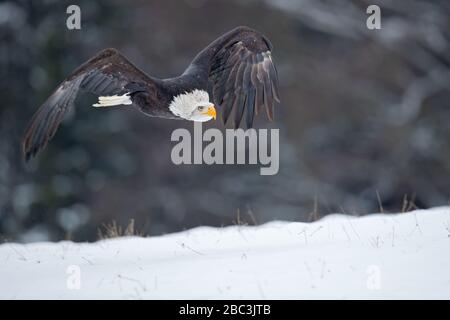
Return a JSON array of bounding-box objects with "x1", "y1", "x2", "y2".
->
[{"x1": 0, "y1": 207, "x2": 449, "y2": 299}]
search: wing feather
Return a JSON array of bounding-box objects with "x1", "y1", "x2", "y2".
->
[
  {"x1": 208, "y1": 28, "x2": 280, "y2": 128},
  {"x1": 222, "y1": 91, "x2": 235, "y2": 124},
  {"x1": 233, "y1": 92, "x2": 247, "y2": 129},
  {"x1": 262, "y1": 67, "x2": 274, "y2": 121},
  {"x1": 23, "y1": 48, "x2": 154, "y2": 160},
  {"x1": 245, "y1": 88, "x2": 256, "y2": 129}
]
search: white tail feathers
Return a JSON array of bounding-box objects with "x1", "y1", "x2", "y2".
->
[{"x1": 92, "y1": 93, "x2": 132, "y2": 107}]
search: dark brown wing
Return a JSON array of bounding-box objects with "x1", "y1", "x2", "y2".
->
[
  {"x1": 208, "y1": 27, "x2": 280, "y2": 128},
  {"x1": 22, "y1": 48, "x2": 155, "y2": 161}
]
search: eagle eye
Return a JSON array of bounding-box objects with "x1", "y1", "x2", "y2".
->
[{"x1": 197, "y1": 106, "x2": 205, "y2": 111}]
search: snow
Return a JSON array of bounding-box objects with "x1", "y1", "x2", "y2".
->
[{"x1": 1, "y1": 207, "x2": 449, "y2": 299}]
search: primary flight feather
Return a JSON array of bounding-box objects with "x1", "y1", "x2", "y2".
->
[{"x1": 22, "y1": 26, "x2": 280, "y2": 160}]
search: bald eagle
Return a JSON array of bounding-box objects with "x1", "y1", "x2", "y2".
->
[{"x1": 22, "y1": 26, "x2": 280, "y2": 160}]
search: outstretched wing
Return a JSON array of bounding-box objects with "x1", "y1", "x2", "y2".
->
[
  {"x1": 22, "y1": 48, "x2": 154, "y2": 161},
  {"x1": 208, "y1": 27, "x2": 280, "y2": 128}
]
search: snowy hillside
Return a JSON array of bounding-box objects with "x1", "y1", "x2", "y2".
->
[{"x1": 1, "y1": 207, "x2": 449, "y2": 299}]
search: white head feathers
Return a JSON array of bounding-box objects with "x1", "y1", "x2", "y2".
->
[{"x1": 169, "y1": 89, "x2": 213, "y2": 121}]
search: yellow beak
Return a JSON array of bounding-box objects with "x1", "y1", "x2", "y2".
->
[{"x1": 202, "y1": 105, "x2": 216, "y2": 120}]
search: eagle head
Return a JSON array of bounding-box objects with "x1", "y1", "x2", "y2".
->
[{"x1": 169, "y1": 89, "x2": 216, "y2": 122}]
